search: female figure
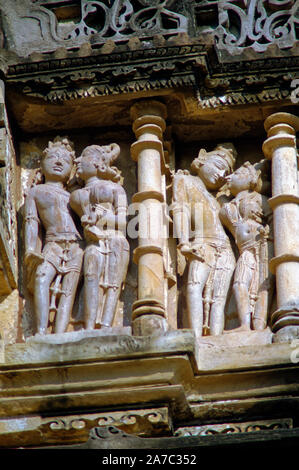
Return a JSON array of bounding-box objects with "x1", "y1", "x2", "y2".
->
[
  {"x1": 70, "y1": 144, "x2": 129, "y2": 330},
  {"x1": 220, "y1": 161, "x2": 274, "y2": 331}
]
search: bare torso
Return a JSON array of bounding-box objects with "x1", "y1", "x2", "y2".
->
[{"x1": 31, "y1": 184, "x2": 81, "y2": 240}]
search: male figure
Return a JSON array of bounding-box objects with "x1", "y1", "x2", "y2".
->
[
  {"x1": 220, "y1": 161, "x2": 274, "y2": 331},
  {"x1": 172, "y1": 143, "x2": 237, "y2": 337},
  {"x1": 70, "y1": 143, "x2": 129, "y2": 330},
  {"x1": 24, "y1": 138, "x2": 83, "y2": 335}
]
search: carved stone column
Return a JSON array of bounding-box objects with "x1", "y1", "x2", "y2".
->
[
  {"x1": 130, "y1": 100, "x2": 168, "y2": 335},
  {"x1": 263, "y1": 112, "x2": 299, "y2": 342}
]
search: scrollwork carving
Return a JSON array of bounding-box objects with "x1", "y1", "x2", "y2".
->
[
  {"x1": 214, "y1": 0, "x2": 298, "y2": 53},
  {"x1": 2, "y1": 0, "x2": 188, "y2": 56}
]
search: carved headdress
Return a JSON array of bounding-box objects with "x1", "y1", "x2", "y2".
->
[
  {"x1": 82, "y1": 143, "x2": 122, "y2": 183},
  {"x1": 43, "y1": 136, "x2": 75, "y2": 160},
  {"x1": 239, "y1": 161, "x2": 263, "y2": 192},
  {"x1": 191, "y1": 142, "x2": 237, "y2": 174}
]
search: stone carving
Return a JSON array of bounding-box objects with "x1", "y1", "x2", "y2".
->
[
  {"x1": 175, "y1": 418, "x2": 293, "y2": 437},
  {"x1": 172, "y1": 143, "x2": 237, "y2": 337},
  {"x1": 1, "y1": 0, "x2": 188, "y2": 57},
  {"x1": 214, "y1": 0, "x2": 298, "y2": 54},
  {"x1": 67, "y1": 0, "x2": 188, "y2": 42},
  {"x1": 220, "y1": 161, "x2": 274, "y2": 331},
  {"x1": 0, "y1": 124, "x2": 18, "y2": 295},
  {"x1": 70, "y1": 144, "x2": 129, "y2": 330},
  {"x1": 24, "y1": 137, "x2": 83, "y2": 335},
  {"x1": 263, "y1": 112, "x2": 299, "y2": 342}
]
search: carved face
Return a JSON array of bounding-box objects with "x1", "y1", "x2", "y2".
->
[
  {"x1": 198, "y1": 153, "x2": 230, "y2": 190},
  {"x1": 41, "y1": 146, "x2": 73, "y2": 183},
  {"x1": 75, "y1": 148, "x2": 108, "y2": 181},
  {"x1": 226, "y1": 166, "x2": 253, "y2": 196}
]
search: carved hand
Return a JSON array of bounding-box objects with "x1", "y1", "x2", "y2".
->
[
  {"x1": 179, "y1": 243, "x2": 205, "y2": 262},
  {"x1": 81, "y1": 212, "x2": 97, "y2": 227}
]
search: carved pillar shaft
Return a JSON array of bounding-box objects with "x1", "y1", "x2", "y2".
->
[
  {"x1": 130, "y1": 101, "x2": 168, "y2": 335},
  {"x1": 263, "y1": 112, "x2": 299, "y2": 341}
]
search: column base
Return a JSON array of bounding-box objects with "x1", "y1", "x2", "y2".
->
[
  {"x1": 132, "y1": 314, "x2": 168, "y2": 336},
  {"x1": 273, "y1": 325, "x2": 299, "y2": 343},
  {"x1": 271, "y1": 305, "x2": 299, "y2": 342}
]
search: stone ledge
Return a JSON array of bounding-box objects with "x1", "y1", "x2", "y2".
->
[
  {"x1": 198, "y1": 328, "x2": 273, "y2": 349},
  {"x1": 2, "y1": 329, "x2": 195, "y2": 367}
]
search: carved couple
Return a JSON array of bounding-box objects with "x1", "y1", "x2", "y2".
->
[
  {"x1": 172, "y1": 143, "x2": 273, "y2": 337},
  {"x1": 24, "y1": 138, "x2": 129, "y2": 335}
]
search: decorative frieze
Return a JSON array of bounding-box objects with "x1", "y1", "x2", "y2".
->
[
  {"x1": 0, "y1": 407, "x2": 171, "y2": 447},
  {"x1": 175, "y1": 418, "x2": 293, "y2": 437},
  {"x1": 213, "y1": 0, "x2": 298, "y2": 55},
  {"x1": 0, "y1": 0, "x2": 189, "y2": 57}
]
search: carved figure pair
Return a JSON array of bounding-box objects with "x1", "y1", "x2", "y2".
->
[
  {"x1": 24, "y1": 138, "x2": 129, "y2": 335},
  {"x1": 172, "y1": 145, "x2": 273, "y2": 337}
]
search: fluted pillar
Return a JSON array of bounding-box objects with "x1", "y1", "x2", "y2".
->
[
  {"x1": 263, "y1": 112, "x2": 299, "y2": 342},
  {"x1": 130, "y1": 100, "x2": 168, "y2": 335}
]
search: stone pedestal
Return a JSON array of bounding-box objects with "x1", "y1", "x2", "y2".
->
[
  {"x1": 130, "y1": 100, "x2": 169, "y2": 335},
  {"x1": 263, "y1": 112, "x2": 299, "y2": 342}
]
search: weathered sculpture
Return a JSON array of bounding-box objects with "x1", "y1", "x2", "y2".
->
[
  {"x1": 24, "y1": 138, "x2": 84, "y2": 335},
  {"x1": 220, "y1": 162, "x2": 274, "y2": 331},
  {"x1": 70, "y1": 144, "x2": 129, "y2": 330},
  {"x1": 172, "y1": 143, "x2": 237, "y2": 337}
]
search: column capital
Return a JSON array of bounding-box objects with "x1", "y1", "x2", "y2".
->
[
  {"x1": 262, "y1": 112, "x2": 298, "y2": 160},
  {"x1": 264, "y1": 112, "x2": 299, "y2": 133},
  {"x1": 130, "y1": 100, "x2": 167, "y2": 122}
]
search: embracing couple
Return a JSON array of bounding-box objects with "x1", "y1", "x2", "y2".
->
[{"x1": 24, "y1": 137, "x2": 129, "y2": 336}]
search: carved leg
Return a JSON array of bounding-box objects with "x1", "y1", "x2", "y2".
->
[
  {"x1": 233, "y1": 283, "x2": 252, "y2": 330},
  {"x1": 83, "y1": 247, "x2": 104, "y2": 330},
  {"x1": 186, "y1": 260, "x2": 210, "y2": 338},
  {"x1": 100, "y1": 286, "x2": 121, "y2": 328},
  {"x1": 54, "y1": 271, "x2": 81, "y2": 334},
  {"x1": 34, "y1": 261, "x2": 56, "y2": 335},
  {"x1": 209, "y1": 299, "x2": 227, "y2": 336},
  {"x1": 209, "y1": 249, "x2": 235, "y2": 336}
]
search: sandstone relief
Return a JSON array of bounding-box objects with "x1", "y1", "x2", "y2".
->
[
  {"x1": 70, "y1": 144, "x2": 129, "y2": 331},
  {"x1": 172, "y1": 143, "x2": 237, "y2": 337},
  {"x1": 24, "y1": 137, "x2": 129, "y2": 336},
  {"x1": 24, "y1": 137, "x2": 84, "y2": 335},
  {"x1": 220, "y1": 161, "x2": 274, "y2": 332},
  {"x1": 21, "y1": 112, "x2": 299, "y2": 344}
]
